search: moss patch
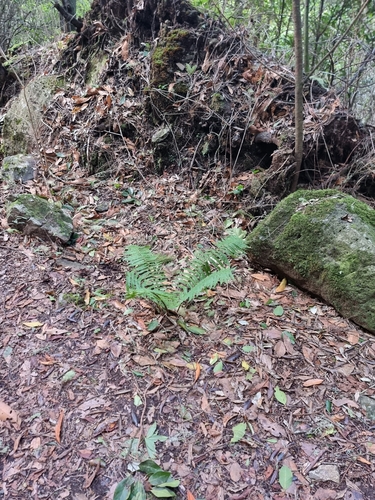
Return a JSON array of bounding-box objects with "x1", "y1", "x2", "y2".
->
[{"x1": 248, "y1": 189, "x2": 375, "y2": 333}]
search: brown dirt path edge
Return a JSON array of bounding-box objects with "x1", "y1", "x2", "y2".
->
[{"x1": 1, "y1": 174, "x2": 375, "y2": 500}]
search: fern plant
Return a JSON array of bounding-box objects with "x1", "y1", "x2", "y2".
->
[{"x1": 124, "y1": 232, "x2": 248, "y2": 312}]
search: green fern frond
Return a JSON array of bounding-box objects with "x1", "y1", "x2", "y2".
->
[
  {"x1": 178, "y1": 267, "x2": 234, "y2": 305},
  {"x1": 214, "y1": 234, "x2": 249, "y2": 257},
  {"x1": 124, "y1": 233, "x2": 248, "y2": 312},
  {"x1": 126, "y1": 270, "x2": 179, "y2": 310},
  {"x1": 176, "y1": 234, "x2": 247, "y2": 291},
  {"x1": 124, "y1": 245, "x2": 172, "y2": 289}
]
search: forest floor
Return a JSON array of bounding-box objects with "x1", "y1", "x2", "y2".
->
[{"x1": 1, "y1": 172, "x2": 375, "y2": 500}]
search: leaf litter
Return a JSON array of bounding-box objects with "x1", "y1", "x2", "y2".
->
[
  {"x1": 1, "y1": 40, "x2": 375, "y2": 496},
  {"x1": 1, "y1": 173, "x2": 375, "y2": 499}
]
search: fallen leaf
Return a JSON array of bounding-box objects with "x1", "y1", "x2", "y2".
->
[
  {"x1": 187, "y1": 490, "x2": 196, "y2": 500},
  {"x1": 23, "y1": 321, "x2": 44, "y2": 328},
  {"x1": 133, "y1": 355, "x2": 157, "y2": 366},
  {"x1": 275, "y1": 278, "x2": 287, "y2": 293},
  {"x1": 166, "y1": 357, "x2": 187, "y2": 367},
  {"x1": 251, "y1": 273, "x2": 269, "y2": 281},
  {"x1": 303, "y1": 379, "x2": 324, "y2": 387},
  {"x1": 274, "y1": 340, "x2": 286, "y2": 357},
  {"x1": 201, "y1": 393, "x2": 211, "y2": 413},
  {"x1": 229, "y1": 461, "x2": 242, "y2": 482},
  {"x1": 347, "y1": 331, "x2": 359, "y2": 345},
  {"x1": 0, "y1": 401, "x2": 21, "y2": 425},
  {"x1": 55, "y1": 409, "x2": 64, "y2": 443},
  {"x1": 357, "y1": 456, "x2": 371, "y2": 465},
  {"x1": 336, "y1": 364, "x2": 354, "y2": 376},
  {"x1": 111, "y1": 299, "x2": 128, "y2": 311},
  {"x1": 258, "y1": 414, "x2": 286, "y2": 437}
]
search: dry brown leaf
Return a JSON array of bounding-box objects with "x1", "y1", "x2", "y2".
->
[
  {"x1": 167, "y1": 357, "x2": 187, "y2": 367},
  {"x1": 283, "y1": 335, "x2": 298, "y2": 355},
  {"x1": 194, "y1": 362, "x2": 201, "y2": 382},
  {"x1": 303, "y1": 379, "x2": 324, "y2": 387},
  {"x1": 229, "y1": 461, "x2": 242, "y2": 482},
  {"x1": 78, "y1": 449, "x2": 93, "y2": 459},
  {"x1": 121, "y1": 37, "x2": 129, "y2": 60},
  {"x1": 336, "y1": 363, "x2": 354, "y2": 376},
  {"x1": 0, "y1": 401, "x2": 21, "y2": 425},
  {"x1": 111, "y1": 299, "x2": 128, "y2": 311},
  {"x1": 332, "y1": 397, "x2": 359, "y2": 408},
  {"x1": 133, "y1": 355, "x2": 157, "y2": 366},
  {"x1": 110, "y1": 342, "x2": 122, "y2": 358},
  {"x1": 55, "y1": 409, "x2": 64, "y2": 443},
  {"x1": 302, "y1": 345, "x2": 315, "y2": 363},
  {"x1": 347, "y1": 331, "x2": 359, "y2": 345},
  {"x1": 357, "y1": 456, "x2": 371, "y2": 465},
  {"x1": 84, "y1": 289, "x2": 90, "y2": 305},
  {"x1": 201, "y1": 393, "x2": 211, "y2": 413},
  {"x1": 187, "y1": 490, "x2": 196, "y2": 500},
  {"x1": 274, "y1": 340, "x2": 286, "y2": 357},
  {"x1": 258, "y1": 414, "x2": 286, "y2": 437},
  {"x1": 251, "y1": 273, "x2": 269, "y2": 281}
]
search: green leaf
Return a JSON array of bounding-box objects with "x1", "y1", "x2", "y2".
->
[
  {"x1": 282, "y1": 331, "x2": 295, "y2": 343},
  {"x1": 62, "y1": 370, "x2": 76, "y2": 383},
  {"x1": 146, "y1": 422, "x2": 157, "y2": 438},
  {"x1": 113, "y1": 477, "x2": 134, "y2": 500},
  {"x1": 150, "y1": 487, "x2": 176, "y2": 498},
  {"x1": 185, "y1": 324, "x2": 206, "y2": 335},
  {"x1": 131, "y1": 480, "x2": 147, "y2": 500},
  {"x1": 138, "y1": 460, "x2": 162, "y2": 475},
  {"x1": 213, "y1": 360, "x2": 223, "y2": 374},
  {"x1": 274, "y1": 386, "x2": 287, "y2": 405},
  {"x1": 231, "y1": 422, "x2": 247, "y2": 443},
  {"x1": 279, "y1": 465, "x2": 293, "y2": 490},
  {"x1": 273, "y1": 305, "x2": 284, "y2": 316},
  {"x1": 157, "y1": 480, "x2": 180, "y2": 488},
  {"x1": 134, "y1": 394, "x2": 142, "y2": 407},
  {"x1": 242, "y1": 345, "x2": 255, "y2": 353},
  {"x1": 144, "y1": 423, "x2": 168, "y2": 459},
  {"x1": 147, "y1": 320, "x2": 160, "y2": 332},
  {"x1": 149, "y1": 471, "x2": 172, "y2": 486}
]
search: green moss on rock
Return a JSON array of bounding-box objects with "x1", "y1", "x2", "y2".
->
[
  {"x1": 7, "y1": 194, "x2": 73, "y2": 243},
  {"x1": 248, "y1": 189, "x2": 375, "y2": 333}
]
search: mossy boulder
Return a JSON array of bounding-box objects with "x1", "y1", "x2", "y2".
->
[
  {"x1": 247, "y1": 189, "x2": 375, "y2": 333},
  {"x1": 1, "y1": 154, "x2": 36, "y2": 183},
  {"x1": 2, "y1": 75, "x2": 63, "y2": 155},
  {"x1": 7, "y1": 194, "x2": 73, "y2": 243}
]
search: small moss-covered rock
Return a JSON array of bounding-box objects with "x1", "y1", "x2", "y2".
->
[
  {"x1": 248, "y1": 189, "x2": 375, "y2": 333},
  {"x1": 3, "y1": 75, "x2": 63, "y2": 155},
  {"x1": 7, "y1": 194, "x2": 73, "y2": 243},
  {"x1": 1, "y1": 154, "x2": 36, "y2": 183}
]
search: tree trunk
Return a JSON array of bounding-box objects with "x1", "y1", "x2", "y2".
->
[
  {"x1": 291, "y1": 0, "x2": 304, "y2": 192},
  {"x1": 57, "y1": 0, "x2": 78, "y2": 32}
]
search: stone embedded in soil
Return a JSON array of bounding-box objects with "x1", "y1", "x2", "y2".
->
[
  {"x1": 358, "y1": 395, "x2": 375, "y2": 421},
  {"x1": 309, "y1": 464, "x2": 340, "y2": 483},
  {"x1": 151, "y1": 127, "x2": 170, "y2": 143},
  {"x1": 1, "y1": 154, "x2": 36, "y2": 183},
  {"x1": 248, "y1": 189, "x2": 375, "y2": 334},
  {"x1": 7, "y1": 194, "x2": 74, "y2": 243}
]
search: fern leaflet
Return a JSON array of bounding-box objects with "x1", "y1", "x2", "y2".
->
[{"x1": 124, "y1": 233, "x2": 248, "y2": 311}]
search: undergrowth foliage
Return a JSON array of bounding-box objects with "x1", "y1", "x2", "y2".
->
[{"x1": 124, "y1": 232, "x2": 249, "y2": 311}]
